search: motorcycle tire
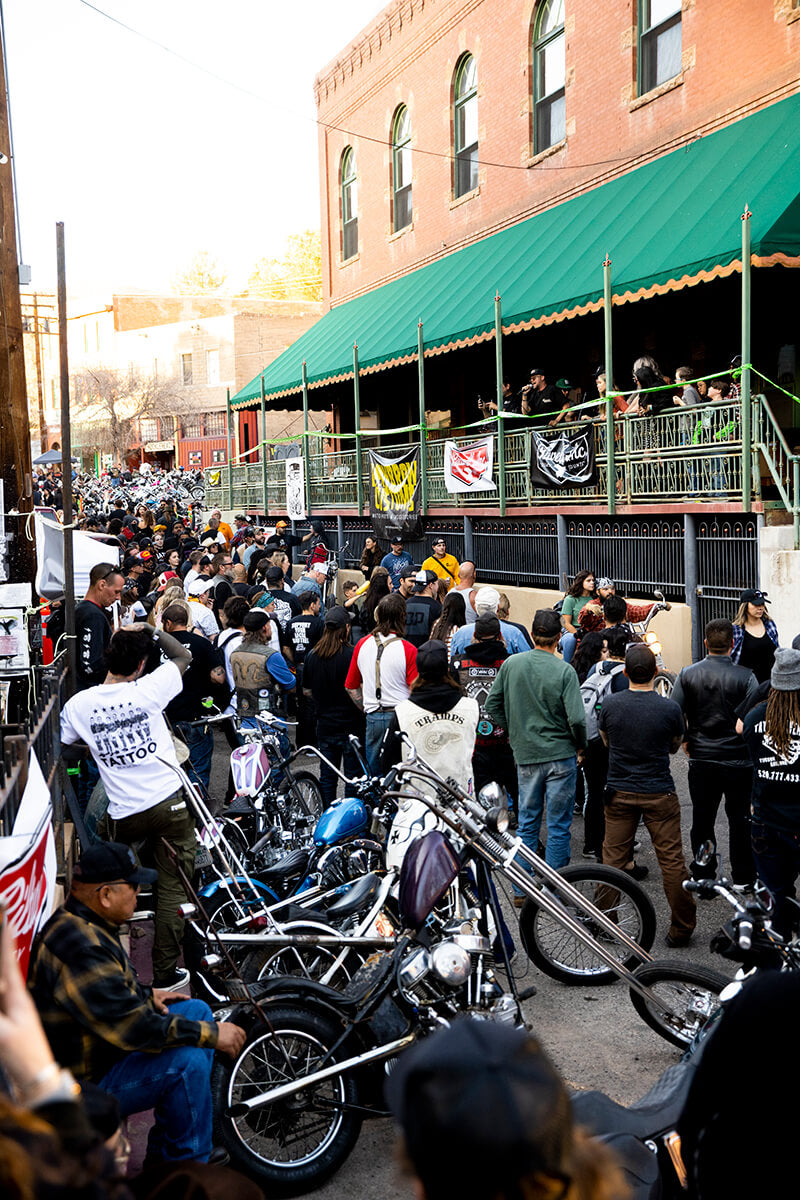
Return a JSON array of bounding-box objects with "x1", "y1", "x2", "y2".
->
[
  {"x1": 240, "y1": 919, "x2": 360, "y2": 991},
  {"x1": 518, "y1": 864, "x2": 656, "y2": 985},
  {"x1": 212, "y1": 1004, "x2": 362, "y2": 1196},
  {"x1": 185, "y1": 884, "x2": 277, "y2": 1005},
  {"x1": 280, "y1": 770, "x2": 325, "y2": 824},
  {"x1": 628, "y1": 959, "x2": 729, "y2": 1048},
  {"x1": 653, "y1": 670, "x2": 676, "y2": 699}
]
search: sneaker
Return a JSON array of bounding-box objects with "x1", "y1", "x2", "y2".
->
[
  {"x1": 732, "y1": 882, "x2": 755, "y2": 896},
  {"x1": 153, "y1": 967, "x2": 191, "y2": 991},
  {"x1": 624, "y1": 862, "x2": 649, "y2": 881},
  {"x1": 582, "y1": 846, "x2": 600, "y2": 860}
]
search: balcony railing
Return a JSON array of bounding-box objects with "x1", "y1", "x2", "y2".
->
[{"x1": 206, "y1": 397, "x2": 794, "y2": 521}]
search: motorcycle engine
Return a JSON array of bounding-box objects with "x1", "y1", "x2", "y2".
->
[{"x1": 399, "y1": 941, "x2": 472, "y2": 1006}]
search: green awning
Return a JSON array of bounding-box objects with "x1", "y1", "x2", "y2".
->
[{"x1": 234, "y1": 92, "x2": 800, "y2": 408}]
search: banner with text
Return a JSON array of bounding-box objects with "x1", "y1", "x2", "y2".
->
[
  {"x1": 530, "y1": 424, "x2": 597, "y2": 489},
  {"x1": 285, "y1": 456, "x2": 306, "y2": 521},
  {"x1": 0, "y1": 753, "x2": 57, "y2": 975},
  {"x1": 369, "y1": 447, "x2": 423, "y2": 540},
  {"x1": 444, "y1": 436, "x2": 496, "y2": 493}
]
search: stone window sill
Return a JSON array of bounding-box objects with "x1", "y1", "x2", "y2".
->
[
  {"x1": 526, "y1": 138, "x2": 567, "y2": 167},
  {"x1": 388, "y1": 222, "x2": 414, "y2": 242},
  {"x1": 630, "y1": 73, "x2": 684, "y2": 111},
  {"x1": 338, "y1": 252, "x2": 360, "y2": 269},
  {"x1": 449, "y1": 186, "x2": 480, "y2": 210}
]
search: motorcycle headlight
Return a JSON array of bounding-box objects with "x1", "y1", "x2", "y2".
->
[
  {"x1": 644, "y1": 631, "x2": 658, "y2": 645},
  {"x1": 485, "y1": 805, "x2": 510, "y2": 834}
]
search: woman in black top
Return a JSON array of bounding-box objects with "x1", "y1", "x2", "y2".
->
[
  {"x1": 303, "y1": 608, "x2": 365, "y2": 805},
  {"x1": 361, "y1": 566, "x2": 391, "y2": 634},
  {"x1": 360, "y1": 535, "x2": 380, "y2": 581}
]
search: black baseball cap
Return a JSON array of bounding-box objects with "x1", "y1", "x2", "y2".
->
[
  {"x1": 390, "y1": 535, "x2": 404, "y2": 545},
  {"x1": 324, "y1": 605, "x2": 349, "y2": 628},
  {"x1": 740, "y1": 588, "x2": 769, "y2": 605},
  {"x1": 386, "y1": 1020, "x2": 572, "y2": 1200},
  {"x1": 529, "y1": 367, "x2": 546, "y2": 377},
  {"x1": 265, "y1": 566, "x2": 285, "y2": 583},
  {"x1": 531, "y1": 609, "x2": 561, "y2": 639},
  {"x1": 415, "y1": 639, "x2": 449, "y2": 677},
  {"x1": 399, "y1": 564, "x2": 417, "y2": 579},
  {"x1": 474, "y1": 612, "x2": 501, "y2": 639},
  {"x1": 72, "y1": 842, "x2": 158, "y2": 887}
]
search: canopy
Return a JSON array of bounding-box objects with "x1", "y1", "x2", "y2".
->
[
  {"x1": 233, "y1": 91, "x2": 800, "y2": 409},
  {"x1": 33, "y1": 449, "x2": 78, "y2": 465}
]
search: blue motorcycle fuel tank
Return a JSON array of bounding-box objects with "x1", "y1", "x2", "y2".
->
[{"x1": 313, "y1": 796, "x2": 369, "y2": 846}]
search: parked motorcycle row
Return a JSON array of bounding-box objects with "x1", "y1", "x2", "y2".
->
[
  {"x1": 144, "y1": 711, "x2": 800, "y2": 1199},
  {"x1": 76, "y1": 467, "x2": 206, "y2": 520}
]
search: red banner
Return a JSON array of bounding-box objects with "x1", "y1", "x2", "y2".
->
[{"x1": 0, "y1": 818, "x2": 54, "y2": 975}]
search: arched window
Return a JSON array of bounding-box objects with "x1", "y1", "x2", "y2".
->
[
  {"x1": 533, "y1": 0, "x2": 565, "y2": 153},
  {"x1": 453, "y1": 54, "x2": 478, "y2": 198},
  {"x1": 341, "y1": 147, "x2": 358, "y2": 261},
  {"x1": 392, "y1": 106, "x2": 412, "y2": 232}
]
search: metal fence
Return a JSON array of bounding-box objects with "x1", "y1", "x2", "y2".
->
[
  {"x1": 696, "y1": 517, "x2": 760, "y2": 632},
  {"x1": 566, "y1": 518, "x2": 686, "y2": 602},
  {"x1": 472, "y1": 519, "x2": 559, "y2": 588}
]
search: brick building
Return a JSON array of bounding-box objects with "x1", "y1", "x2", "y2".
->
[{"x1": 231, "y1": 0, "x2": 800, "y2": 441}]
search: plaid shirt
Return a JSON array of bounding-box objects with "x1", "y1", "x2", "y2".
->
[{"x1": 28, "y1": 896, "x2": 218, "y2": 1083}]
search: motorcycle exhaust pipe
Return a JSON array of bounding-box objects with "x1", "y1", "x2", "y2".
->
[{"x1": 228, "y1": 1033, "x2": 416, "y2": 1115}]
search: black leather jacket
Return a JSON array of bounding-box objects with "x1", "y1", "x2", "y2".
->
[{"x1": 671, "y1": 655, "x2": 759, "y2": 762}]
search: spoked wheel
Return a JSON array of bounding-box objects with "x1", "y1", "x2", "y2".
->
[
  {"x1": 518, "y1": 864, "x2": 656, "y2": 985},
  {"x1": 212, "y1": 1005, "x2": 362, "y2": 1196},
  {"x1": 185, "y1": 886, "x2": 275, "y2": 1004},
  {"x1": 240, "y1": 921, "x2": 359, "y2": 990},
  {"x1": 629, "y1": 960, "x2": 729, "y2": 1048},
  {"x1": 280, "y1": 770, "x2": 325, "y2": 824},
  {"x1": 653, "y1": 670, "x2": 676, "y2": 699}
]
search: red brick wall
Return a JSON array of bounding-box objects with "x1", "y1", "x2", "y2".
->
[{"x1": 315, "y1": 0, "x2": 800, "y2": 307}]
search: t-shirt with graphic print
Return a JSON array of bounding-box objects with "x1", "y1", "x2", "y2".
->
[
  {"x1": 742, "y1": 701, "x2": 800, "y2": 832},
  {"x1": 60, "y1": 661, "x2": 183, "y2": 820}
]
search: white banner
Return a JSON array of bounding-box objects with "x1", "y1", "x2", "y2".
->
[
  {"x1": 444, "y1": 436, "x2": 496, "y2": 493},
  {"x1": 285, "y1": 456, "x2": 306, "y2": 521}
]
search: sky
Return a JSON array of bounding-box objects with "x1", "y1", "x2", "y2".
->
[{"x1": 4, "y1": 0, "x2": 383, "y2": 297}]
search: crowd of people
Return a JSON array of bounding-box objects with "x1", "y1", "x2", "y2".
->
[{"x1": 4, "y1": 498, "x2": 797, "y2": 1196}]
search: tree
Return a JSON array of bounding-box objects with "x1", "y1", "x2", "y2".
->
[
  {"x1": 172, "y1": 250, "x2": 228, "y2": 294},
  {"x1": 247, "y1": 230, "x2": 322, "y2": 301},
  {"x1": 70, "y1": 367, "x2": 188, "y2": 466}
]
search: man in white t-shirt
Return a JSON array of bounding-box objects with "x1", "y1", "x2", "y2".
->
[
  {"x1": 345, "y1": 593, "x2": 418, "y2": 773},
  {"x1": 60, "y1": 625, "x2": 194, "y2": 989}
]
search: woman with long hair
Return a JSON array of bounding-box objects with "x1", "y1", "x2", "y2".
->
[
  {"x1": 560, "y1": 570, "x2": 596, "y2": 664},
  {"x1": 361, "y1": 565, "x2": 392, "y2": 633},
  {"x1": 742, "y1": 647, "x2": 800, "y2": 934},
  {"x1": 731, "y1": 587, "x2": 779, "y2": 683},
  {"x1": 360, "y1": 535, "x2": 380, "y2": 581},
  {"x1": 430, "y1": 590, "x2": 466, "y2": 658},
  {"x1": 304, "y1": 607, "x2": 365, "y2": 804}
]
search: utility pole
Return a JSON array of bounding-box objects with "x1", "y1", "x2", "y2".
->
[
  {"x1": 32, "y1": 293, "x2": 46, "y2": 453},
  {"x1": 0, "y1": 16, "x2": 34, "y2": 583}
]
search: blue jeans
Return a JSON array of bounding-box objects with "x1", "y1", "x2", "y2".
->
[
  {"x1": 175, "y1": 721, "x2": 214, "y2": 796},
  {"x1": 98, "y1": 999, "x2": 215, "y2": 1163},
  {"x1": 516, "y1": 757, "x2": 577, "y2": 883},
  {"x1": 365, "y1": 710, "x2": 396, "y2": 776},
  {"x1": 318, "y1": 734, "x2": 364, "y2": 807},
  {"x1": 560, "y1": 633, "x2": 577, "y2": 664}
]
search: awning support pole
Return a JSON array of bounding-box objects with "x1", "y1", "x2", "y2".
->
[
  {"x1": 603, "y1": 255, "x2": 616, "y2": 517},
  {"x1": 741, "y1": 205, "x2": 752, "y2": 511},
  {"x1": 301, "y1": 360, "x2": 312, "y2": 518},
  {"x1": 418, "y1": 320, "x2": 429, "y2": 515},
  {"x1": 495, "y1": 293, "x2": 506, "y2": 517},
  {"x1": 226, "y1": 387, "x2": 233, "y2": 510},
  {"x1": 353, "y1": 343, "x2": 364, "y2": 516},
  {"x1": 260, "y1": 374, "x2": 268, "y2": 516}
]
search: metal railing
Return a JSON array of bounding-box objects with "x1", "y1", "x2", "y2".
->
[{"x1": 206, "y1": 398, "x2": 787, "y2": 519}]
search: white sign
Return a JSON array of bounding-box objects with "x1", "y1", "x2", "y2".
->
[
  {"x1": 286, "y1": 457, "x2": 306, "y2": 521},
  {"x1": 443, "y1": 436, "x2": 496, "y2": 493}
]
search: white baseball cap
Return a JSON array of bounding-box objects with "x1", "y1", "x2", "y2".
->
[{"x1": 474, "y1": 586, "x2": 501, "y2": 615}]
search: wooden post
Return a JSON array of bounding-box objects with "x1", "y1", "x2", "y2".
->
[
  {"x1": 353, "y1": 343, "x2": 364, "y2": 516},
  {"x1": 603, "y1": 255, "x2": 616, "y2": 516},
  {"x1": 495, "y1": 294, "x2": 506, "y2": 517},
  {"x1": 741, "y1": 205, "x2": 752, "y2": 510},
  {"x1": 417, "y1": 321, "x2": 429, "y2": 515},
  {"x1": 0, "y1": 23, "x2": 34, "y2": 585}
]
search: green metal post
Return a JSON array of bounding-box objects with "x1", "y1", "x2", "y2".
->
[
  {"x1": 301, "y1": 360, "x2": 311, "y2": 518},
  {"x1": 741, "y1": 205, "x2": 752, "y2": 510},
  {"x1": 417, "y1": 320, "x2": 429, "y2": 515},
  {"x1": 353, "y1": 343, "x2": 364, "y2": 515},
  {"x1": 793, "y1": 457, "x2": 799, "y2": 551},
  {"x1": 495, "y1": 294, "x2": 506, "y2": 517},
  {"x1": 225, "y1": 387, "x2": 233, "y2": 509},
  {"x1": 603, "y1": 255, "x2": 616, "y2": 516},
  {"x1": 260, "y1": 374, "x2": 268, "y2": 517}
]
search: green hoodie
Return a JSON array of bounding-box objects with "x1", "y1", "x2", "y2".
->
[{"x1": 484, "y1": 648, "x2": 587, "y2": 765}]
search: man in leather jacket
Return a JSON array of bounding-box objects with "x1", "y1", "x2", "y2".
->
[{"x1": 671, "y1": 618, "x2": 759, "y2": 887}]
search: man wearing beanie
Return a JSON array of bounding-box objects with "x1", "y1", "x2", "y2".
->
[{"x1": 742, "y1": 647, "x2": 800, "y2": 933}]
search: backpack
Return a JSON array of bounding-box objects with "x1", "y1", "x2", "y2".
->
[{"x1": 580, "y1": 663, "x2": 626, "y2": 741}]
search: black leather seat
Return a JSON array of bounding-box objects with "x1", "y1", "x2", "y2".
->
[{"x1": 325, "y1": 872, "x2": 381, "y2": 921}]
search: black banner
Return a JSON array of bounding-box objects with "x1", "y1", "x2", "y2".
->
[
  {"x1": 529, "y1": 424, "x2": 597, "y2": 488},
  {"x1": 368, "y1": 447, "x2": 423, "y2": 541}
]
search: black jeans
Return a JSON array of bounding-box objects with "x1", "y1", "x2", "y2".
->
[
  {"x1": 751, "y1": 821, "x2": 800, "y2": 936},
  {"x1": 317, "y1": 734, "x2": 363, "y2": 807},
  {"x1": 473, "y1": 744, "x2": 518, "y2": 814},
  {"x1": 582, "y1": 738, "x2": 609, "y2": 854},
  {"x1": 688, "y1": 760, "x2": 755, "y2": 885}
]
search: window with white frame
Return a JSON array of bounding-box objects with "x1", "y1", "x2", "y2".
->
[
  {"x1": 453, "y1": 54, "x2": 478, "y2": 198},
  {"x1": 392, "y1": 106, "x2": 412, "y2": 231},
  {"x1": 341, "y1": 148, "x2": 358, "y2": 260},
  {"x1": 181, "y1": 353, "x2": 193, "y2": 385},
  {"x1": 639, "y1": 0, "x2": 682, "y2": 94}
]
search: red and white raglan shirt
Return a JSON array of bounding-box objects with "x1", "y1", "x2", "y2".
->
[{"x1": 345, "y1": 632, "x2": 418, "y2": 712}]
